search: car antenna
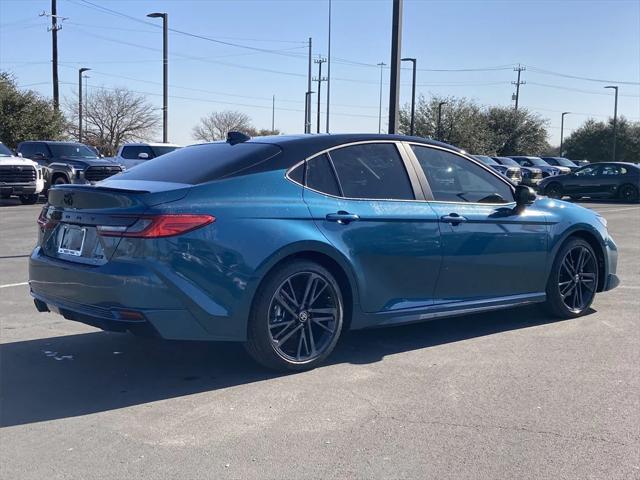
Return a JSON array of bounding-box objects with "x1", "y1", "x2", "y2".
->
[{"x1": 226, "y1": 131, "x2": 251, "y2": 145}]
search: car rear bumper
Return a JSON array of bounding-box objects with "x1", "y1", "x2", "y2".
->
[{"x1": 29, "y1": 247, "x2": 247, "y2": 341}]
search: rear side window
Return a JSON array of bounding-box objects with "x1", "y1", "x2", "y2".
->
[
  {"x1": 116, "y1": 143, "x2": 282, "y2": 184},
  {"x1": 306, "y1": 154, "x2": 340, "y2": 196},
  {"x1": 122, "y1": 146, "x2": 154, "y2": 159},
  {"x1": 328, "y1": 143, "x2": 414, "y2": 200}
]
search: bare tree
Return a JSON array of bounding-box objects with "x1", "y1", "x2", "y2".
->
[
  {"x1": 66, "y1": 87, "x2": 159, "y2": 156},
  {"x1": 192, "y1": 110, "x2": 253, "y2": 141}
]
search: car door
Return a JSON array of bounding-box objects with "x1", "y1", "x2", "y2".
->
[
  {"x1": 300, "y1": 141, "x2": 442, "y2": 317},
  {"x1": 595, "y1": 164, "x2": 625, "y2": 197},
  {"x1": 564, "y1": 164, "x2": 602, "y2": 196},
  {"x1": 407, "y1": 144, "x2": 549, "y2": 303}
]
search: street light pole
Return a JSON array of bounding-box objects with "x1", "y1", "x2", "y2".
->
[
  {"x1": 401, "y1": 57, "x2": 416, "y2": 135},
  {"x1": 436, "y1": 101, "x2": 447, "y2": 141},
  {"x1": 377, "y1": 62, "x2": 386, "y2": 134},
  {"x1": 326, "y1": 0, "x2": 332, "y2": 133},
  {"x1": 604, "y1": 85, "x2": 619, "y2": 161},
  {"x1": 388, "y1": 0, "x2": 403, "y2": 134},
  {"x1": 78, "y1": 67, "x2": 90, "y2": 143},
  {"x1": 560, "y1": 112, "x2": 570, "y2": 157},
  {"x1": 147, "y1": 12, "x2": 168, "y2": 143}
]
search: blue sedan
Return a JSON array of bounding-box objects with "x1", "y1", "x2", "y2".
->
[{"x1": 30, "y1": 134, "x2": 619, "y2": 370}]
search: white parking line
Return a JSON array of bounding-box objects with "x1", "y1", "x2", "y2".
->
[
  {"x1": 0, "y1": 282, "x2": 28, "y2": 289},
  {"x1": 588, "y1": 206, "x2": 640, "y2": 213}
]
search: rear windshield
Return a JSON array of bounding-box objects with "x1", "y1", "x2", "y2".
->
[
  {"x1": 116, "y1": 142, "x2": 282, "y2": 184},
  {"x1": 473, "y1": 155, "x2": 498, "y2": 166}
]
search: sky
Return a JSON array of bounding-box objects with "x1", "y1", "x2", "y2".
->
[{"x1": 1, "y1": 0, "x2": 639, "y2": 148}]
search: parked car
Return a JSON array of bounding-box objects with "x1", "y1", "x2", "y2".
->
[
  {"x1": 492, "y1": 156, "x2": 544, "y2": 188},
  {"x1": 540, "y1": 157, "x2": 580, "y2": 172},
  {"x1": 472, "y1": 155, "x2": 522, "y2": 184},
  {"x1": 510, "y1": 156, "x2": 571, "y2": 177},
  {"x1": 0, "y1": 142, "x2": 44, "y2": 204},
  {"x1": 17, "y1": 141, "x2": 123, "y2": 189},
  {"x1": 111, "y1": 142, "x2": 181, "y2": 170},
  {"x1": 30, "y1": 133, "x2": 619, "y2": 371},
  {"x1": 574, "y1": 159, "x2": 590, "y2": 167},
  {"x1": 539, "y1": 162, "x2": 639, "y2": 202}
]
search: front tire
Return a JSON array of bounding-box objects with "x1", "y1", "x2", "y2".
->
[
  {"x1": 619, "y1": 184, "x2": 639, "y2": 203},
  {"x1": 19, "y1": 194, "x2": 39, "y2": 205},
  {"x1": 543, "y1": 237, "x2": 598, "y2": 318},
  {"x1": 545, "y1": 182, "x2": 563, "y2": 199},
  {"x1": 245, "y1": 260, "x2": 344, "y2": 371}
]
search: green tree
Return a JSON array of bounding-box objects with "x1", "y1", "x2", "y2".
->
[
  {"x1": 484, "y1": 106, "x2": 549, "y2": 156},
  {"x1": 562, "y1": 117, "x2": 639, "y2": 162},
  {"x1": 0, "y1": 71, "x2": 65, "y2": 149}
]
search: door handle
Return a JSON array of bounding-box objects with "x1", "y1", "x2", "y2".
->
[
  {"x1": 326, "y1": 211, "x2": 360, "y2": 224},
  {"x1": 440, "y1": 213, "x2": 468, "y2": 226}
]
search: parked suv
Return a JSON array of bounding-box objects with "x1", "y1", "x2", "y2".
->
[
  {"x1": 472, "y1": 155, "x2": 522, "y2": 184},
  {"x1": 493, "y1": 156, "x2": 544, "y2": 188},
  {"x1": 540, "y1": 157, "x2": 580, "y2": 172},
  {"x1": 0, "y1": 142, "x2": 44, "y2": 204},
  {"x1": 112, "y1": 143, "x2": 180, "y2": 170},
  {"x1": 509, "y1": 156, "x2": 571, "y2": 178},
  {"x1": 17, "y1": 141, "x2": 123, "y2": 188}
]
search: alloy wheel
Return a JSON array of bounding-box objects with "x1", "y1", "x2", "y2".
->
[
  {"x1": 268, "y1": 271, "x2": 341, "y2": 363},
  {"x1": 557, "y1": 245, "x2": 597, "y2": 313},
  {"x1": 546, "y1": 184, "x2": 562, "y2": 199}
]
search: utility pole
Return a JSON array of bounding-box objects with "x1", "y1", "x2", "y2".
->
[
  {"x1": 401, "y1": 57, "x2": 417, "y2": 135},
  {"x1": 304, "y1": 37, "x2": 312, "y2": 133},
  {"x1": 314, "y1": 57, "x2": 328, "y2": 133},
  {"x1": 272, "y1": 95, "x2": 275, "y2": 132},
  {"x1": 147, "y1": 12, "x2": 168, "y2": 142},
  {"x1": 377, "y1": 62, "x2": 386, "y2": 134},
  {"x1": 604, "y1": 85, "x2": 619, "y2": 161},
  {"x1": 388, "y1": 0, "x2": 403, "y2": 134},
  {"x1": 560, "y1": 112, "x2": 570, "y2": 157},
  {"x1": 512, "y1": 64, "x2": 526, "y2": 111},
  {"x1": 78, "y1": 67, "x2": 90, "y2": 143},
  {"x1": 41, "y1": 1, "x2": 65, "y2": 112},
  {"x1": 326, "y1": 0, "x2": 332, "y2": 133},
  {"x1": 436, "y1": 101, "x2": 447, "y2": 141}
]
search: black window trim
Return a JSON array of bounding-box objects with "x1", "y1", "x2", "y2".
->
[
  {"x1": 403, "y1": 142, "x2": 517, "y2": 206},
  {"x1": 284, "y1": 140, "x2": 426, "y2": 202}
]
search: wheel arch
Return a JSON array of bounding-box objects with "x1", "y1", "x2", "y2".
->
[
  {"x1": 250, "y1": 243, "x2": 360, "y2": 334},
  {"x1": 554, "y1": 228, "x2": 607, "y2": 292}
]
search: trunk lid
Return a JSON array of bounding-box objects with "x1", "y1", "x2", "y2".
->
[{"x1": 41, "y1": 181, "x2": 191, "y2": 265}]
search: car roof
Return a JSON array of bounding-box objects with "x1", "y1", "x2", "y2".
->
[
  {"x1": 122, "y1": 142, "x2": 181, "y2": 147},
  {"x1": 19, "y1": 140, "x2": 86, "y2": 145}
]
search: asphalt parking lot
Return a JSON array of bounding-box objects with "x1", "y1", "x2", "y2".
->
[{"x1": 1, "y1": 198, "x2": 638, "y2": 480}]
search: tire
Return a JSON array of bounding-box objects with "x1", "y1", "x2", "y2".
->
[
  {"x1": 545, "y1": 182, "x2": 563, "y2": 199},
  {"x1": 53, "y1": 176, "x2": 68, "y2": 185},
  {"x1": 19, "y1": 194, "x2": 39, "y2": 205},
  {"x1": 245, "y1": 259, "x2": 344, "y2": 371},
  {"x1": 619, "y1": 184, "x2": 639, "y2": 203},
  {"x1": 543, "y1": 237, "x2": 598, "y2": 318}
]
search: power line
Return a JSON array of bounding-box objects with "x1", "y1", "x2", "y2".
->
[{"x1": 527, "y1": 65, "x2": 640, "y2": 86}]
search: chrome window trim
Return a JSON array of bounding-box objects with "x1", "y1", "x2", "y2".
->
[{"x1": 284, "y1": 140, "x2": 426, "y2": 203}]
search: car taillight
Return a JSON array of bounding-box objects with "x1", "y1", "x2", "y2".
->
[
  {"x1": 37, "y1": 207, "x2": 58, "y2": 230},
  {"x1": 97, "y1": 214, "x2": 215, "y2": 238}
]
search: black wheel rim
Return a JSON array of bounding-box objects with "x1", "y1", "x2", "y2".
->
[
  {"x1": 558, "y1": 246, "x2": 597, "y2": 313},
  {"x1": 268, "y1": 272, "x2": 340, "y2": 363},
  {"x1": 622, "y1": 186, "x2": 636, "y2": 201},
  {"x1": 547, "y1": 185, "x2": 561, "y2": 198}
]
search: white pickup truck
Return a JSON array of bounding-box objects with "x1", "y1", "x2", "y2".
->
[
  {"x1": 110, "y1": 143, "x2": 181, "y2": 170},
  {"x1": 0, "y1": 142, "x2": 44, "y2": 204}
]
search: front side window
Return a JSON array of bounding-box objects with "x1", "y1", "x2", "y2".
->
[
  {"x1": 411, "y1": 146, "x2": 513, "y2": 204},
  {"x1": 601, "y1": 165, "x2": 626, "y2": 176},
  {"x1": 328, "y1": 143, "x2": 414, "y2": 200}
]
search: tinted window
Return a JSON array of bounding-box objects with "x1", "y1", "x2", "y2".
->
[
  {"x1": 601, "y1": 165, "x2": 627, "y2": 176},
  {"x1": 0, "y1": 143, "x2": 12, "y2": 156},
  {"x1": 288, "y1": 163, "x2": 304, "y2": 184},
  {"x1": 18, "y1": 142, "x2": 43, "y2": 159},
  {"x1": 116, "y1": 142, "x2": 282, "y2": 184},
  {"x1": 150, "y1": 146, "x2": 180, "y2": 157},
  {"x1": 412, "y1": 146, "x2": 513, "y2": 203},
  {"x1": 575, "y1": 165, "x2": 600, "y2": 176},
  {"x1": 48, "y1": 144, "x2": 97, "y2": 158},
  {"x1": 121, "y1": 146, "x2": 154, "y2": 160},
  {"x1": 328, "y1": 143, "x2": 414, "y2": 200},
  {"x1": 306, "y1": 154, "x2": 340, "y2": 196}
]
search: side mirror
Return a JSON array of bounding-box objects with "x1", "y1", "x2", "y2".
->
[
  {"x1": 17, "y1": 152, "x2": 23, "y2": 157},
  {"x1": 514, "y1": 185, "x2": 536, "y2": 206},
  {"x1": 137, "y1": 152, "x2": 150, "y2": 159}
]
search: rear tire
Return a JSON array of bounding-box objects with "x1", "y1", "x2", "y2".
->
[
  {"x1": 543, "y1": 237, "x2": 598, "y2": 318},
  {"x1": 245, "y1": 260, "x2": 344, "y2": 371},
  {"x1": 19, "y1": 194, "x2": 39, "y2": 205},
  {"x1": 619, "y1": 184, "x2": 639, "y2": 203}
]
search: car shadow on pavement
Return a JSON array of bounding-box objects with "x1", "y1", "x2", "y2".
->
[{"x1": 0, "y1": 305, "x2": 584, "y2": 427}]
